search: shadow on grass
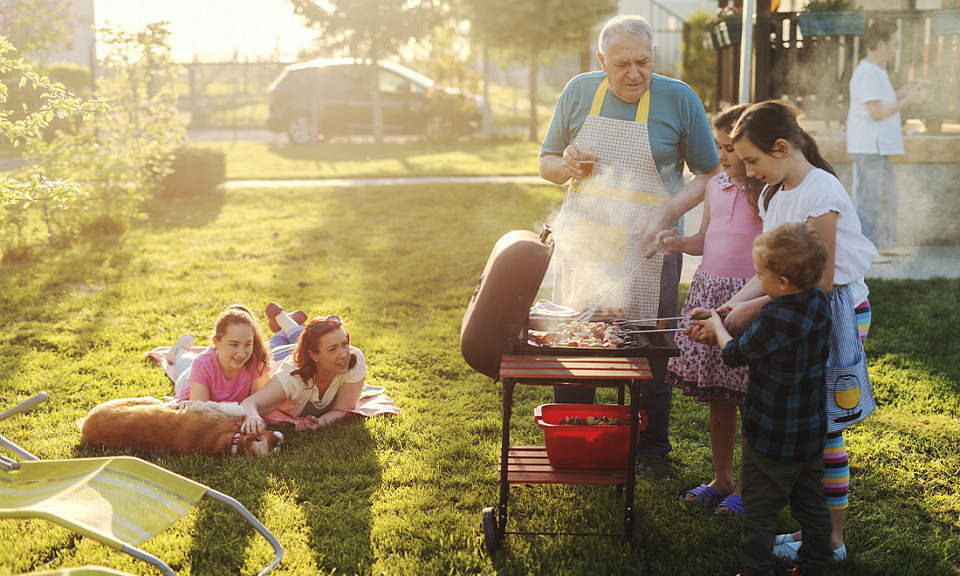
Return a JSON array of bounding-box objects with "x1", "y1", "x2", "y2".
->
[
  {"x1": 69, "y1": 417, "x2": 383, "y2": 576},
  {"x1": 145, "y1": 188, "x2": 227, "y2": 230}
]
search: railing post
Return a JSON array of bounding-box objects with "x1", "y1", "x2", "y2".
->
[{"x1": 755, "y1": 0, "x2": 773, "y2": 102}]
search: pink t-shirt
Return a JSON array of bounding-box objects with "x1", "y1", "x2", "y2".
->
[
  {"x1": 701, "y1": 172, "x2": 763, "y2": 279},
  {"x1": 175, "y1": 346, "x2": 261, "y2": 403}
]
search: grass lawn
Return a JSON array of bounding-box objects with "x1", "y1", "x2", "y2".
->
[{"x1": 1, "y1": 177, "x2": 958, "y2": 575}]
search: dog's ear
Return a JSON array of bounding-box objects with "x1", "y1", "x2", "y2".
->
[{"x1": 268, "y1": 431, "x2": 284, "y2": 452}]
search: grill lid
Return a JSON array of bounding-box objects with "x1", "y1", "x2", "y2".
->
[{"x1": 460, "y1": 228, "x2": 553, "y2": 378}]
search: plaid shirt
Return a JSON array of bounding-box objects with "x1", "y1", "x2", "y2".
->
[{"x1": 722, "y1": 288, "x2": 832, "y2": 463}]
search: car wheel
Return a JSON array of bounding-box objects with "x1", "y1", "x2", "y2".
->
[{"x1": 287, "y1": 116, "x2": 318, "y2": 145}]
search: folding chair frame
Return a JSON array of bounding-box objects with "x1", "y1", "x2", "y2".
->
[{"x1": 1, "y1": 393, "x2": 283, "y2": 576}]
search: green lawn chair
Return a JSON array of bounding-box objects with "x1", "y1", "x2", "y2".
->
[
  {"x1": 23, "y1": 567, "x2": 138, "y2": 576},
  {"x1": 0, "y1": 393, "x2": 283, "y2": 576}
]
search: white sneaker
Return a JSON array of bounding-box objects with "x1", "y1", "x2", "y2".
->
[
  {"x1": 773, "y1": 539, "x2": 847, "y2": 562},
  {"x1": 773, "y1": 540, "x2": 800, "y2": 561},
  {"x1": 166, "y1": 333, "x2": 194, "y2": 363},
  {"x1": 774, "y1": 533, "x2": 797, "y2": 546}
]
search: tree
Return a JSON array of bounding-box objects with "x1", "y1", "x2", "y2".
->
[
  {"x1": 21, "y1": 22, "x2": 185, "y2": 243},
  {"x1": 0, "y1": 35, "x2": 104, "y2": 209},
  {"x1": 682, "y1": 8, "x2": 717, "y2": 112},
  {"x1": 462, "y1": 0, "x2": 617, "y2": 142},
  {"x1": 0, "y1": 0, "x2": 75, "y2": 64},
  {"x1": 286, "y1": 0, "x2": 445, "y2": 142}
]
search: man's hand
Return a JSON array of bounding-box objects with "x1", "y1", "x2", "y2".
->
[{"x1": 538, "y1": 145, "x2": 598, "y2": 185}]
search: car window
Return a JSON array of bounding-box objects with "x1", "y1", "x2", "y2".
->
[
  {"x1": 379, "y1": 69, "x2": 416, "y2": 95},
  {"x1": 334, "y1": 65, "x2": 376, "y2": 95},
  {"x1": 317, "y1": 66, "x2": 365, "y2": 95}
]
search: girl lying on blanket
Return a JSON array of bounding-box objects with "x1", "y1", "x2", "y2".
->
[
  {"x1": 166, "y1": 304, "x2": 272, "y2": 403},
  {"x1": 240, "y1": 309, "x2": 368, "y2": 435}
]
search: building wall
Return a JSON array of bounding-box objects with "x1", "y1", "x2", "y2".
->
[{"x1": 46, "y1": 0, "x2": 95, "y2": 68}]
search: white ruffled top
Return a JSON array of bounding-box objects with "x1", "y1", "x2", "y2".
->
[{"x1": 759, "y1": 168, "x2": 878, "y2": 305}]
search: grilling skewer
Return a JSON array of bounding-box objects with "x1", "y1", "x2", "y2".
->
[
  {"x1": 612, "y1": 315, "x2": 689, "y2": 324},
  {"x1": 613, "y1": 310, "x2": 713, "y2": 325}
]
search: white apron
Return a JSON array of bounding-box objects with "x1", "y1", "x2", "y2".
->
[{"x1": 552, "y1": 79, "x2": 670, "y2": 320}]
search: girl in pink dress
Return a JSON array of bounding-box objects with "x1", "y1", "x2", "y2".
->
[{"x1": 657, "y1": 104, "x2": 762, "y2": 517}]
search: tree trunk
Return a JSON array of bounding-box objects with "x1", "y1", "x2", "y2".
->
[{"x1": 528, "y1": 48, "x2": 539, "y2": 143}]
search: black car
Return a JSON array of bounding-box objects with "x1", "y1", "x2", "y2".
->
[{"x1": 266, "y1": 58, "x2": 482, "y2": 144}]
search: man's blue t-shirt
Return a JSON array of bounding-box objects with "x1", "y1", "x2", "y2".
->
[{"x1": 540, "y1": 72, "x2": 719, "y2": 197}]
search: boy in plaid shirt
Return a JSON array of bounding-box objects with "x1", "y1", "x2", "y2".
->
[{"x1": 694, "y1": 222, "x2": 833, "y2": 576}]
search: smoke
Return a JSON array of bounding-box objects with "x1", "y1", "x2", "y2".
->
[{"x1": 537, "y1": 162, "x2": 662, "y2": 316}]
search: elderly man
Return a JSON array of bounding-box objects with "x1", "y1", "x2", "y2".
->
[{"x1": 539, "y1": 15, "x2": 721, "y2": 478}]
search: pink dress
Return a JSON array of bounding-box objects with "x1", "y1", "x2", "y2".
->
[
  {"x1": 666, "y1": 172, "x2": 762, "y2": 404},
  {"x1": 175, "y1": 346, "x2": 261, "y2": 403}
]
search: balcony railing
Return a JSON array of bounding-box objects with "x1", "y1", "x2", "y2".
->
[{"x1": 715, "y1": 9, "x2": 960, "y2": 133}]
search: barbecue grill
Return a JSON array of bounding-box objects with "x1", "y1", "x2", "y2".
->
[{"x1": 460, "y1": 227, "x2": 679, "y2": 553}]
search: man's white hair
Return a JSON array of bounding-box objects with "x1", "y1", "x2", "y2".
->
[{"x1": 598, "y1": 15, "x2": 655, "y2": 56}]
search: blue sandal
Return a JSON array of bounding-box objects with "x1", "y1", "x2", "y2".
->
[
  {"x1": 713, "y1": 494, "x2": 743, "y2": 517},
  {"x1": 679, "y1": 484, "x2": 722, "y2": 506}
]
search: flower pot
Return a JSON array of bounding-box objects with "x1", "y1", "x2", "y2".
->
[
  {"x1": 716, "y1": 21, "x2": 743, "y2": 47},
  {"x1": 933, "y1": 10, "x2": 960, "y2": 35},
  {"x1": 798, "y1": 11, "x2": 868, "y2": 37},
  {"x1": 703, "y1": 28, "x2": 719, "y2": 50}
]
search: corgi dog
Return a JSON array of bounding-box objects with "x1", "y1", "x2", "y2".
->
[{"x1": 81, "y1": 397, "x2": 283, "y2": 458}]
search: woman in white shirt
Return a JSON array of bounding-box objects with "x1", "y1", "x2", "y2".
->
[
  {"x1": 847, "y1": 19, "x2": 926, "y2": 256},
  {"x1": 239, "y1": 314, "x2": 366, "y2": 434}
]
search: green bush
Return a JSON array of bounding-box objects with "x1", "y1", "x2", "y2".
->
[
  {"x1": 683, "y1": 8, "x2": 719, "y2": 112},
  {"x1": 159, "y1": 145, "x2": 226, "y2": 199},
  {"x1": 39, "y1": 63, "x2": 93, "y2": 95}
]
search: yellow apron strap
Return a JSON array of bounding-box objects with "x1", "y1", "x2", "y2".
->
[
  {"x1": 589, "y1": 79, "x2": 609, "y2": 116},
  {"x1": 589, "y1": 77, "x2": 650, "y2": 123},
  {"x1": 635, "y1": 90, "x2": 650, "y2": 123}
]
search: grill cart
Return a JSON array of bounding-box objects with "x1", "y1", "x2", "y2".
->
[{"x1": 460, "y1": 228, "x2": 679, "y2": 553}]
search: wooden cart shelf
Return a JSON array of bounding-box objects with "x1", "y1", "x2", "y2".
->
[
  {"x1": 500, "y1": 355, "x2": 652, "y2": 382},
  {"x1": 499, "y1": 446, "x2": 628, "y2": 485},
  {"x1": 482, "y1": 354, "x2": 655, "y2": 552}
]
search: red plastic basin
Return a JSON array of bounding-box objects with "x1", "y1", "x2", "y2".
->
[{"x1": 534, "y1": 403, "x2": 647, "y2": 469}]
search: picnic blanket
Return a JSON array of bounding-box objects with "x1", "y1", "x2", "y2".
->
[{"x1": 145, "y1": 346, "x2": 401, "y2": 422}]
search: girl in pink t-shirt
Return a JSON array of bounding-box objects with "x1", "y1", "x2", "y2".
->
[
  {"x1": 168, "y1": 304, "x2": 272, "y2": 403},
  {"x1": 655, "y1": 104, "x2": 762, "y2": 518}
]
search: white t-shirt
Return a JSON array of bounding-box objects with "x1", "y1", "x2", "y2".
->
[
  {"x1": 847, "y1": 59, "x2": 904, "y2": 156},
  {"x1": 759, "y1": 169, "x2": 878, "y2": 304},
  {"x1": 272, "y1": 346, "x2": 367, "y2": 417}
]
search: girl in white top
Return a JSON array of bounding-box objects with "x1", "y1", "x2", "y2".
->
[
  {"x1": 718, "y1": 100, "x2": 879, "y2": 564},
  {"x1": 239, "y1": 315, "x2": 367, "y2": 435}
]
